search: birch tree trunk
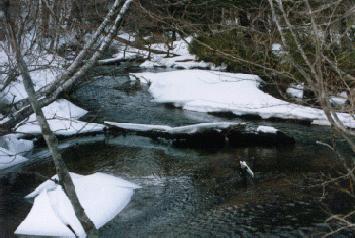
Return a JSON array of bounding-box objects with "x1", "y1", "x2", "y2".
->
[
  {"x1": 1, "y1": 0, "x2": 96, "y2": 234},
  {"x1": 0, "y1": 0, "x2": 133, "y2": 132}
]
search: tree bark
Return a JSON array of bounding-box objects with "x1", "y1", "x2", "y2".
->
[
  {"x1": 0, "y1": 0, "x2": 133, "y2": 132},
  {"x1": 1, "y1": 0, "x2": 98, "y2": 234}
]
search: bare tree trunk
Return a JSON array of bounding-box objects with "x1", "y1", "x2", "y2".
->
[
  {"x1": 1, "y1": 0, "x2": 96, "y2": 234},
  {"x1": 0, "y1": 0, "x2": 134, "y2": 131}
]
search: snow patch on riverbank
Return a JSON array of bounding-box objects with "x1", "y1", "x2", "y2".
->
[
  {"x1": 0, "y1": 53, "x2": 65, "y2": 104},
  {"x1": 131, "y1": 70, "x2": 355, "y2": 128},
  {"x1": 15, "y1": 99, "x2": 105, "y2": 136},
  {"x1": 15, "y1": 172, "x2": 140, "y2": 237},
  {"x1": 0, "y1": 134, "x2": 33, "y2": 155},
  {"x1": 104, "y1": 35, "x2": 226, "y2": 70},
  {"x1": 0, "y1": 134, "x2": 33, "y2": 170},
  {"x1": 286, "y1": 84, "x2": 304, "y2": 99},
  {"x1": 0, "y1": 147, "x2": 28, "y2": 170}
]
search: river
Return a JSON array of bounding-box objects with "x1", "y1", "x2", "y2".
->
[{"x1": 0, "y1": 65, "x2": 353, "y2": 237}]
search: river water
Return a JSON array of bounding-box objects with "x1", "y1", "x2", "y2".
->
[{"x1": 0, "y1": 65, "x2": 353, "y2": 237}]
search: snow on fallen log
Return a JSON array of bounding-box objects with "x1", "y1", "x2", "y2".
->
[
  {"x1": 105, "y1": 121, "x2": 295, "y2": 148},
  {"x1": 15, "y1": 172, "x2": 140, "y2": 237},
  {"x1": 105, "y1": 121, "x2": 236, "y2": 134},
  {"x1": 98, "y1": 51, "x2": 145, "y2": 65},
  {"x1": 15, "y1": 99, "x2": 105, "y2": 136},
  {"x1": 130, "y1": 70, "x2": 355, "y2": 128}
]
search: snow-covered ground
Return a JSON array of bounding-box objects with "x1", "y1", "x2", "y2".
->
[
  {"x1": 0, "y1": 134, "x2": 34, "y2": 170},
  {"x1": 16, "y1": 172, "x2": 140, "y2": 237},
  {"x1": 0, "y1": 133, "x2": 34, "y2": 155},
  {"x1": 0, "y1": 50, "x2": 105, "y2": 138},
  {"x1": 102, "y1": 35, "x2": 226, "y2": 70},
  {"x1": 0, "y1": 147, "x2": 29, "y2": 170},
  {"x1": 0, "y1": 53, "x2": 66, "y2": 104},
  {"x1": 0, "y1": 40, "x2": 105, "y2": 170},
  {"x1": 330, "y1": 91, "x2": 348, "y2": 107},
  {"x1": 0, "y1": 100, "x2": 104, "y2": 170},
  {"x1": 131, "y1": 70, "x2": 355, "y2": 128},
  {"x1": 15, "y1": 99, "x2": 105, "y2": 136},
  {"x1": 286, "y1": 84, "x2": 304, "y2": 99}
]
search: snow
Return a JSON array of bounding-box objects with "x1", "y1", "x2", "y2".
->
[
  {"x1": 338, "y1": 91, "x2": 348, "y2": 98},
  {"x1": 140, "y1": 37, "x2": 226, "y2": 70},
  {"x1": 37, "y1": 99, "x2": 88, "y2": 119},
  {"x1": 19, "y1": 190, "x2": 82, "y2": 237},
  {"x1": 118, "y1": 32, "x2": 136, "y2": 42},
  {"x1": 131, "y1": 70, "x2": 355, "y2": 128},
  {"x1": 0, "y1": 134, "x2": 34, "y2": 155},
  {"x1": 141, "y1": 55, "x2": 227, "y2": 70},
  {"x1": 0, "y1": 147, "x2": 28, "y2": 170},
  {"x1": 330, "y1": 91, "x2": 348, "y2": 106},
  {"x1": 272, "y1": 43, "x2": 282, "y2": 52},
  {"x1": 240, "y1": 161, "x2": 254, "y2": 177},
  {"x1": 286, "y1": 84, "x2": 304, "y2": 99},
  {"x1": 16, "y1": 119, "x2": 105, "y2": 136},
  {"x1": 0, "y1": 53, "x2": 65, "y2": 104},
  {"x1": 330, "y1": 96, "x2": 347, "y2": 106},
  {"x1": 16, "y1": 172, "x2": 140, "y2": 237},
  {"x1": 0, "y1": 134, "x2": 33, "y2": 170},
  {"x1": 272, "y1": 43, "x2": 285, "y2": 56},
  {"x1": 15, "y1": 99, "x2": 105, "y2": 136},
  {"x1": 0, "y1": 47, "x2": 104, "y2": 137},
  {"x1": 99, "y1": 50, "x2": 143, "y2": 64},
  {"x1": 104, "y1": 35, "x2": 226, "y2": 70},
  {"x1": 105, "y1": 121, "x2": 240, "y2": 134},
  {"x1": 1, "y1": 44, "x2": 104, "y2": 137},
  {"x1": 256, "y1": 126, "x2": 278, "y2": 134}
]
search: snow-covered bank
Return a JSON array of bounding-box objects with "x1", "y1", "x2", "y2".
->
[
  {"x1": 0, "y1": 46, "x2": 106, "y2": 169},
  {"x1": 0, "y1": 99, "x2": 104, "y2": 170},
  {"x1": 0, "y1": 53, "x2": 65, "y2": 104},
  {"x1": 0, "y1": 147, "x2": 29, "y2": 170},
  {"x1": 0, "y1": 134, "x2": 34, "y2": 155},
  {"x1": 105, "y1": 121, "x2": 295, "y2": 147},
  {"x1": 0, "y1": 134, "x2": 33, "y2": 170},
  {"x1": 14, "y1": 99, "x2": 105, "y2": 136},
  {"x1": 140, "y1": 53, "x2": 226, "y2": 71},
  {"x1": 103, "y1": 35, "x2": 226, "y2": 70},
  {"x1": 0, "y1": 47, "x2": 104, "y2": 137},
  {"x1": 286, "y1": 84, "x2": 304, "y2": 99},
  {"x1": 15, "y1": 172, "x2": 140, "y2": 237},
  {"x1": 130, "y1": 70, "x2": 355, "y2": 128}
]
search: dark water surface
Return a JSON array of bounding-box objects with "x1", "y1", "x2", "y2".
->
[{"x1": 0, "y1": 67, "x2": 353, "y2": 237}]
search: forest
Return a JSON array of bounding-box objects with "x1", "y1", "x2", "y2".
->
[{"x1": 0, "y1": 0, "x2": 354, "y2": 237}]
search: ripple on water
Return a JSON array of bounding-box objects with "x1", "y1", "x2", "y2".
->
[{"x1": 0, "y1": 71, "x2": 353, "y2": 237}]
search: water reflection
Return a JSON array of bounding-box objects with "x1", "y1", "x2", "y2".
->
[{"x1": 0, "y1": 135, "x2": 344, "y2": 237}]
